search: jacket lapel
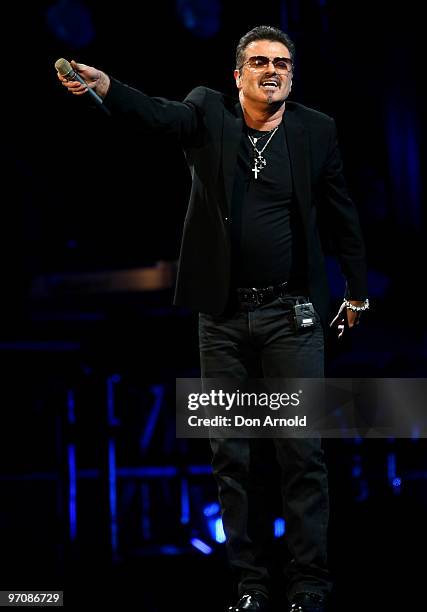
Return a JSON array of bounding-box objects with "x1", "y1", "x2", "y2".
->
[
  {"x1": 221, "y1": 101, "x2": 243, "y2": 214},
  {"x1": 283, "y1": 108, "x2": 311, "y2": 228}
]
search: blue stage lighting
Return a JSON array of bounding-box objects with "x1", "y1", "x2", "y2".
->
[
  {"x1": 214, "y1": 518, "x2": 226, "y2": 543},
  {"x1": 46, "y1": 0, "x2": 95, "y2": 48},
  {"x1": 203, "y1": 502, "x2": 220, "y2": 517},
  {"x1": 176, "y1": 0, "x2": 221, "y2": 39},
  {"x1": 274, "y1": 518, "x2": 286, "y2": 538},
  {"x1": 67, "y1": 443, "x2": 77, "y2": 540},
  {"x1": 180, "y1": 478, "x2": 190, "y2": 525},
  {"x1": 191, "y1": 538, "x2": 213, "y2": 555}
]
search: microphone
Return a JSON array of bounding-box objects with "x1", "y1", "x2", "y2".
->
[{"x1": 55, "y1": 58, "x2": 110, "y2": 114}]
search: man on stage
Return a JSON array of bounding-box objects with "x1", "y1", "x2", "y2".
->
[{"x1": 57, "y1": 24, "x2": 369, "y2": 612}]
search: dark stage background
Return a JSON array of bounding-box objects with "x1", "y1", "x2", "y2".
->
[{"x1": 1, "y1": 1, "x2": 426, "y2": 610}]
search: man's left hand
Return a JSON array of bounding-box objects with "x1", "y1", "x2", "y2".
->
[{"x1": 329, "y1": 301, "x2": 363, "y2": 339}]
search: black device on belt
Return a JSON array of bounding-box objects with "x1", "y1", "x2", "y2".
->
[{"x1": 293, "y1": 300, "x2": 316, "y2": 331}]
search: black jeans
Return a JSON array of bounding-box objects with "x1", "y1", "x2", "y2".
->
[{"x1": 198, "y1": 295, "x2": 331, "y2": 600}]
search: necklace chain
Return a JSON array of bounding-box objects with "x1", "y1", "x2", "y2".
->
[
  {"x1": 247, "y1": 126, "x2": 279, "y2": 179},
  {"x1": 248, "y1": 127, "x2": 276, "y2": 145},
  {"x1": 248, "y1": 126, "x2": 278, "y2": 153}
]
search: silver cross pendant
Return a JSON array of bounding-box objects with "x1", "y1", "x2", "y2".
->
[{"x1": 251, "y1": 154, "x2": 266, "y2": 179}]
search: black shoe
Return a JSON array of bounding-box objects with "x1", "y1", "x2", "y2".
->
[
  {"x1": 227, "y1": 590, "x2": 270, "y2": 612},
  {"x1": 288, "y1": 592, "x2": 326, "y2": 612}
]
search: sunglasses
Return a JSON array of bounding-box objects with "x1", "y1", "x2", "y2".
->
[{"x1": 241, "y1": 56, "x2": 293, "y2": 74}]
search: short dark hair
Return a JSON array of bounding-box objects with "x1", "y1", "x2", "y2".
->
[{"x1": 235, "y1": 25, "x2": 296, "y2": 71}]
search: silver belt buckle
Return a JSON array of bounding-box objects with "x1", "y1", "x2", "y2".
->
[{"x1": 252, "y1": 288, "x2": 261, "y2": 305}]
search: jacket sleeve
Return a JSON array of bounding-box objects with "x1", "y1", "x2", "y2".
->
[
  {"x1": 103, "y1": 77, "x2": 206, "y2": 145},
  {"x1": 317, "y1": 118, "x2": 369, "y2": 300}
]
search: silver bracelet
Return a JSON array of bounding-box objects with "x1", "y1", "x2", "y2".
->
[{"x1": 343, "y1": 298, "x2": 370, "y2": 312}]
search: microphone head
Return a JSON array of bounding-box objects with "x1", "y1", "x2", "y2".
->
[{"x1": 55, "y1": 58, "x2": 73, "y2": 77}]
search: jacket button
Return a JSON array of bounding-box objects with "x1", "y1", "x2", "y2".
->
[{"x1": 224, "y1": 216, "x2": 232, "y2": 224}]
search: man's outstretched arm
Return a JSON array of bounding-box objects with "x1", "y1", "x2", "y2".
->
[{"x1": 56, "y1": 60, "x2": 205, "y2": 143}]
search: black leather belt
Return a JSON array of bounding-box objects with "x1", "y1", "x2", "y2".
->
[{"x1": 236, "y1": 280, "x2": 291, "y2": 306}]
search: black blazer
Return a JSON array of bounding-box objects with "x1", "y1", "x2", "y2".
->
[{"x1": 104, "y1": 78, "x2": 368, "y2": 329}]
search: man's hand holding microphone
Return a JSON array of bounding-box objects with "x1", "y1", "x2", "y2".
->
[{"x1": 55, "y1": 59, "x2": 111, "y2": 111}]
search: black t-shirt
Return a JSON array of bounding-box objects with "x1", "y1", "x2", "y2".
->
[{"x1": 229, "y1": 120, "x2": 307, "y2": 289}]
